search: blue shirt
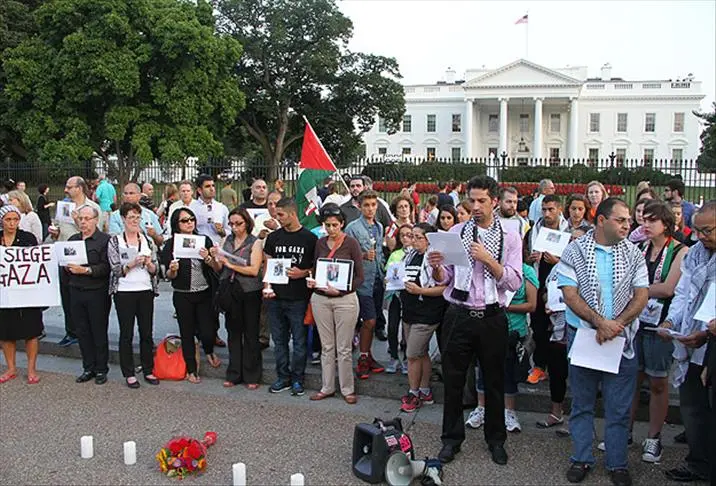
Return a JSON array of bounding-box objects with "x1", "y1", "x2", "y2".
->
[
  {"x1": 95, "y1": 180, "x2": 116, "y2": 212},
  {"x1": 558, "y1": 244, "x2": 614, "y2": 328},
  {"x1": 345, "y1": 216, "x2": 384, "y2": 296},
  {"x1": 108, "y1": 206, "x2": 162, "y2": 237}
]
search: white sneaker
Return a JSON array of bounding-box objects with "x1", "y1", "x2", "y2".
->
[
  {"x1": 505, "y1": 409, "x2": 522, "y2": 433},
  {"x1": 400, "y1": 360, "x2": 409, "y2": 375},
  {"x1": 465, "y1": 405, "x2": 485, "y2": 429},
  {"x1": 385, "y1": 358, "x2": 401, "y2": 374},
  {"x1": 598, "y1": 433, "x2": 633, "y2": 452},
  {"x1": 641, "y1": 437, "x2": 663, "y2": 463}
]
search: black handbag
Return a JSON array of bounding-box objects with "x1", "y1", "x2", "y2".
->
[{"x1": 214, "y1": 275, "x2": 243, "y2": 314}]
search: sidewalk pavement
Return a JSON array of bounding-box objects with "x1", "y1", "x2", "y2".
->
[{"x1": 0, "y1": 352, "x2": 689, "y2": 486}]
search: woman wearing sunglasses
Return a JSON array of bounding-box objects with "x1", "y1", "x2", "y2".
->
[
  {"x1": 307, "y1": 204, "x2": 364, "y2": 404},
  {"x1": 209, "y1": 207, "x2": 264, "y2": 389},
  {"x1": 161, "y1": 208, "x2": 221, "y2": 384}
]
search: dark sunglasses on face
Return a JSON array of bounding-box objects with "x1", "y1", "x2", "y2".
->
[{"x1": 179, "y1": 217, "x2": 196, "y2": 224}]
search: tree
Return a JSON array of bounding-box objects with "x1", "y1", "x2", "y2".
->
[
  {"x1": 2, "y1": 0, "x2": 245, "y2": 185},
  {"x1": 215, "y1": 0, "x2": 404, "y2": 179},
  {"x1": 694, "y1": 102, "x2": 716, "y2": 173}
]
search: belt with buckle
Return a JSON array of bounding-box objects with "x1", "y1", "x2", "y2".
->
[{"x1": 451, "y1": 303, "x2": 502, "y2": 319}]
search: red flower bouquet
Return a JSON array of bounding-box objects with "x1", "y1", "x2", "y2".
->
[{"x1": 156, "y1": 432, "x2": 217, "y2": 479}]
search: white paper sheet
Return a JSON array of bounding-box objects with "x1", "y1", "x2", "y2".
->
[
  {"x1": 641, "y1": 327, "x2": 686, "y2": 339},
  {"x1": 532, "y1": 227, "x2": 571, "y2": 257},
  {"x1": 426, "y1": 232, "x2": 471, "y2": 268},
  {"x1": 693, "y1": 282, "x2": 715, "y2": 323},
  {"x1": 55, "y1": 201, "x2": 76, "y2": 224},
  {"x1": 385, "y1": 261, "x2": 407, "y2": 291},
  {"x1": 568, "y1": 328, "x2": 625, "y2": 374},
  {"x1": 173, "y1": 234, "x2": 203, "y2": 259},
  {"x1": 546, "y1": 279, "x2": 567, "y2": 312},
  {"x1": 263, "y1": 258, "x2": 291, "y2": 284},
  {"x1": 54, "y1": 241, "x2": 88, "y2": 266},
  {"x1": 217, "y1": 247, "x2": 248, "y2": 266},
  {"x1": 246, "y1": 208, "x2": 269, "y2": 221},
  {"x1": 503, "y1": 290, "x2": 516, "y2": 307},
  {"x1": 315, "y1": 258, "x2": 352, "y2": 291},
  {"x1": 119, "y1": 247, "x2": 138, "y2": 266}
]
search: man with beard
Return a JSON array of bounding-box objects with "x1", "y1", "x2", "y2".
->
[{"x1": 495, "y1": 186, "x2": 528, "y2": 238}]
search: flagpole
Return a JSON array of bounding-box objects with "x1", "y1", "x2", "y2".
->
[
  {"x1": 525, "y1": 10, "x2": 529, "y2": 59},
  {"x1": 301, "y1": 115, "x2": 351, "y2": 195}
]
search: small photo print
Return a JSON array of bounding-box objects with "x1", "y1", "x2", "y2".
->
[
  {"x1": 64, "y1": 247, "x2": 77, "y2": 256},
  {"x1": 327, "y1": 263, "x2": 339, "y2": 282},
  {"x1": 120, "y1": 251, "x2": 129, "y2": 260},
  {"x1": 182, "y1": 238, "x2": 197, "y2": 249},
  {"x1": 273, "y1": 261, "x2": 285, "y2": 276},
  {"x1": 546, "y1": 232, "x2": 562, "y2": 244},
  {"x1": 62, "y1": 205, "x2": 71, "y2": 217}
]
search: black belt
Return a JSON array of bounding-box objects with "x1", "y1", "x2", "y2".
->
[{"x1": 450, "y1": 302, "x2": 503, "y2": 319}]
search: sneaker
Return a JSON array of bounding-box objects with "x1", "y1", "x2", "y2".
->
[
  {"x1": 419, "y1": 390, "x2": 434, "y2": 405},
  {"x1": 291, "y1": 382, "x2": 305, "y2": 396},
  {"x1": 526, "y1": 367, "x2": 548, "y2": 384},
  {"x1": 356, "y1": 355, "x2": 370, "y2": 380},
  {"x1": 385, "y1": 358, "x2": 401, "y2": 374},
  {"x1": 58, "y1": 335, "x2": 78, "y2": 347},
  {"x1": 566, "y1": 463, "x2": 591, "y2": 483},
  {"x1": 400, "y1": 393, "x2": 421, "y2": 413},
  {"x1": 368, "y1": 356, "x2": 385, "y2": 373},
  {"x1": 609, "y1": 468, "x2": 632, "y2": 486},
  {"x1": 269, "y1": 379, "x2": 291, "y2": 393},
  {"x1": 310, "y1": 352, "x2": 321, "y2": 365},
  {"x1": 641, "y1": 437, "x2": 662, "y2": 463},
  {"x1": 465, "y1": 405, "x2": 485, "y2": 429},
  {"x1": 598, "y1": 434, "x2": 633, "y2": 452},
  {"x1": 505, "y1": 409, "x2": 522, "y2": 433},
  {"x1": 400, "y1": 360, "x2": 408, "y2": 375}
]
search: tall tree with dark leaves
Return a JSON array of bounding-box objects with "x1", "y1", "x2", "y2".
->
[
  {"x1": 3, "y1": 0, "x2": 246, "y2": 185},
  {"x1": 694, "y1": 103, "x2": 716, "y2": 173},
  {"x1": 215, "y1": 0, "x2": 404, "y2": 178}
]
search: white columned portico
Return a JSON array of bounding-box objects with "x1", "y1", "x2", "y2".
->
[
  {"x1": 568, "y1": 97, "x2": 579, "y2": 160},
  {"x1": 533, "y1": 98, "x2": 543, "y2": 161},
  {"x1": 499, "y1": 97, "x2": 509, "y2": 156},
  {"x1": 465, "y1": 99, "x2": 473, "y2": 159}
]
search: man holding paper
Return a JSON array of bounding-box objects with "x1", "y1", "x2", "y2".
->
[
  {"x1": 658, "y1": 200, "x2": 715, "y2": 483},
  {"x1": 556, "y1": 198, "x2": 649, "y2": 486}
]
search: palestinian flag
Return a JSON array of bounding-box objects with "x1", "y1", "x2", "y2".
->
[{"x1": 296, "y1": 120, "x2": 339, "y2": 228}]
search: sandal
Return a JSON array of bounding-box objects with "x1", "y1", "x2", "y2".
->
[
  {"x1": 27, "y1": 375, "x2": 40, "y2": 385},
  {"x1": 207, "y1": 354, "x2": 222, "y2": 369},
  {"x1": 344, "y1": 394, "x2": 358, "y2": 405},
  {"x1": 0, "y1": 372, "x2": 17, "y2": 384},
  {"x1": 187, "y1": 373, "x2": 201, "y2": 384},
  {"x1": 223, "y1": 381, "x2": 236, "y2": 388},
  {"x1": 310, "y1": 391, "x2": 335, "y2": 401},
  {"x1": 246, "y1": 383, "x2": 260, "y2": 390},
  {"x1": 536, "y1": 413, "x2": 564, "y2": 428}
]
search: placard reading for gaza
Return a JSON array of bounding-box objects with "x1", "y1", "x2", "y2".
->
[{"x1": 0, "y1": 245, "x2": 61, "y2": 308}]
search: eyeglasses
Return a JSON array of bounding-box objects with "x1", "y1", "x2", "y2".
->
[
  {"x1": 228, "y1": 221, "x2": 245, "y2": 227},
  {"x1": 608, "y1": 217, "x2": 633, "y2": 226},
  {"x1": 124, "y1": 215, "x2": 141, "y2": 221},
  {"x1": 694, "y1": 226, "x2": 715, "y2": 236},
  {"x1": 179, "y1": 217, "x2": 196, "y2": 224}
]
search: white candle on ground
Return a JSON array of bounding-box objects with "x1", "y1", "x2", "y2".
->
[
  {"x1": 290, "y1": 473, "x2": 305, "y2": 486},
  {"x1": 232, "y1": 462, "x2": 247, "y2": 486},
  {"x1": 123, "y1": 441, "x2": 136, "y2": 465},
  {"x1": 80, "y1": 435, "x2": 94, "y2": 459}
]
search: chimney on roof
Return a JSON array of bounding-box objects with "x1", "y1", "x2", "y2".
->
[
  {"x1": 445, "y1": 67, "x2": 456, "y2": 84},
  {"x1": 600, "y1": 63, "x2": 612, "y2": 81}
]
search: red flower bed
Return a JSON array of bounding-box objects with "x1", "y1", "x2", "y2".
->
[{"x1": 372, "y1": 181, "x2": 624, "y2": 196}]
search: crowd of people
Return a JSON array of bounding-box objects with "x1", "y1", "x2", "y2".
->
[{"x1": 0, "y1": 173, "x2": 714, "y2": 485}]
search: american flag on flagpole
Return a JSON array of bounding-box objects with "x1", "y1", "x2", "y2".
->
[{"x1": 515, "y1": 14, "x2": 528, "y2": 24}]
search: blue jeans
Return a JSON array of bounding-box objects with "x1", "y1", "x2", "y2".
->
[
  {"x1": 268, "y1": 299, "x2": 308, "y2": 384},
  {"x1": 567, "y1": 326, "x2": 638, "y2": 470}
]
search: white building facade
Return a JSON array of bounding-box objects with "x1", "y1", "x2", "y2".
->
[{"x1": 364, "y1": 59, "x2": 705, "y2": 165}]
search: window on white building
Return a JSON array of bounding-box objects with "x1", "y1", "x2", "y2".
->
[
  {"x1": 588, "y1": 148, "x2": 599, "y2": 167},
  {"x1": 402, "y1": 147, "x2": 411, "y2": 156},
  {"x1": 549, "y1": 114, "x2": 561, "y2": 132},
  {"x1": 643, "y1": 148, "x2": 654, "y2": 166},
  {"x1": 427, "y1": 114, "x2": 436, "y2": 132},
  {"x1": 615, "y1": 148, "x2": 626, "y2": 167},
  {"x1": 671, "y1": 148, "x2": 683, "y2": 169},
  {"x1": 488, "y1": 147, "x2": 498, "y2": 158},
  {"x1": 402, "y1": 115, "x2": 412, "y2": 133},
  {"x1": 451, "y1": 147, "x2": 461, "y2": 160},
  {"x1": 488, "y1": 114, "x2": 499, "y2": 132},
  {"x1": 378, "y1": 117, "x2": 386, "y2": 133},
  {"x1": 645, "y1": 113, "x2": 656, "y2": 132},
  {"x1": 673, "y1": 113, "x2": 685, "y2": 132},
  {"x1": 617, "y1": 113, "x2": 628, "y2": 132},
  {"x1": 549, "y1": 147, "x2": 560, "y2": 165},
  {"x1": 378, "y1": 147, "x2": 387, "y2": 155},
  {"x1": 426, "y1": 147, "x2": 436, "y2": 160},
  {"x1": 452, "y1": 114, "x2": 461, "y2": 132},
  {"x1": 589, "y1": 113, "x2": 600, "y2": 133},
  {"x1": 519, "y1": 114, "x2": 529, "y2": 133}
]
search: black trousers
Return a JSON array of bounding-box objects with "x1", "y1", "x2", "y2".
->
[
  {"x1": 546, "y1": 341, "x2": 569, "y2": 403},
  {"x1": 387, "y1": 295, "x2": 404, "y2": 360},
  {"x1": 114, "y1": 290, "x2": 155, "y2": 378},
  {"x1": 71, "y1": 286, "x2": 111, "y2": 374},
  {"x1": 172, "y1": 289, "x2": 214, "y2": 374},
  {"x1": 374, "y1": 276, "x2": 387, "y2": 332},
  {"x1": 60, "y1": 273, "x2": 76, "y2": 338},
  {"x1": 225, "y1": 290, "x2": 262, "y2": 384},
  {"x1": 441, "y1": 304, "x2": 508, "y2": 447},
  {"x1": 529, "y1": 292, "x2": 550, "y2": 369}
]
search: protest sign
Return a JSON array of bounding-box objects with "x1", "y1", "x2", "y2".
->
[{"x1": 0, "y1": 244, "x2": 61, "y2": 308}]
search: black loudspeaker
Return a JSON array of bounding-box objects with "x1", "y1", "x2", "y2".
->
[{"x1": 352, "y1": 418, "x2": 414, "y2": 484}]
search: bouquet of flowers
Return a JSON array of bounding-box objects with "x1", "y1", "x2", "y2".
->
[{"x1": 156, "y1": 432, "x2": 217, "y2": 479}]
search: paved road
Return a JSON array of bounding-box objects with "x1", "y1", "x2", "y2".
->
[{"x1": 0, "y1": 353, "x2": 691, "y2": 485}]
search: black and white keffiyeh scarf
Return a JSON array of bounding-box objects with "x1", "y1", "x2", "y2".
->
[
  {"x1": 454, "y1": 217, "x2": 504, "y2": 293},
  {"x1": 557, "y1": 229, "x2": 646, "y2": 358}
]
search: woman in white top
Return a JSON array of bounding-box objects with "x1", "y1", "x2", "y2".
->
[
  {"x1": 107, "y1": 202, "x2": 160, "y2": 389},
  {"x1": 7, "y1": 190, "x2": 42, "y2": 243}
]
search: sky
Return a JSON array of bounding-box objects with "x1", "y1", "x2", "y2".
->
[{"x1": 339, "y1": 0, "x2": 715, "y2": 110}]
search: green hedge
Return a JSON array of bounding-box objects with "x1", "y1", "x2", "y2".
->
[{"x1": 362, "y1": 162, "x2": 487, "y2": 183}]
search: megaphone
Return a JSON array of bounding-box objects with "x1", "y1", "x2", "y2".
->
[{"x1": 385, "y1": 452, "x2": 443, "y2": 486}]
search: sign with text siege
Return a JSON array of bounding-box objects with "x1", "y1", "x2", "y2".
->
[{"x1": 0, "y1": 245, "x2": 60, "y2": 308}]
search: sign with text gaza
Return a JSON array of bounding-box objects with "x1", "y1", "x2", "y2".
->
[{"x1": 0, "y1": 245, "x2": 61, "y2": 308}]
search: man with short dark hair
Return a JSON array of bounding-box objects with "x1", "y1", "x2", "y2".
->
[
  {"x1": 190, "y1": 174, "x2": 229, "y2": 245},
  {"x1": 557, "y1": 197, "x2": 649, "y2": 486},
  {"x1": 263, "y1": 197, "x2": 317, "y2": 396},
  {"x1": 220, "y1": 179, "x2": 238, "y2": 210},
  {"x1": 495, "y1": 187, "x2": 528, "y2": 238},
  {"x1": 665, "y1": 179, "x2": 696, "y2": 229},
  {"x1": 528, "y1": 179, "x2": 555, "y2": 223},
  {"x1": 437, "y1": 181, "x2": 454, "y2": 209}
]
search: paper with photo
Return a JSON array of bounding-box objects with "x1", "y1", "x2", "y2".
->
[
  {"x1": 315, "y1": 258, "x2": 352, "y2": 291},
  {"x1": 173, "y1": 234, "x2": 203, "y2": 259},
  {"x1": 119, "y1": 247, "x2": 139, "y2": 266},
  {"x1": 426, "y1": 232, "x2": 470, "y2": 268},
  {"x1": 546, "y1": 279, "x2": 567, "y2": 312},
  {"x1": 385, "y1": 261, "x2": 407, "y2": 291},
  {"x1": 533, "y1": 227, "x2": 571, "y2": 257},
  {"x1": 217, "y1": 247, "x2": 248, "y2": 266},
  {"x1": 642, "y1": 327, "x2": 686, "y2": 339},
  {"x1": 263, "y1": 258, "x2": 291, "y2": 284},
  {"x1": 55, "y1": 201, "x2": 76, "y2": 224},
  {"x1": 568, "y1": 328, "x2": 625, "y2": 374},
  {"x1": 246, "y1": 208, "x2": 269, "y2": 221},
  {"x1": 693, "y1": 282, "x2": 715, "y2": 323},
  {"x1": 55, "y1": 241, "x2": 88, "y2": 266}
]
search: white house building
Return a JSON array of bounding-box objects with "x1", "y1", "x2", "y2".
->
[{"x1": 364, "y1": 59, "x2": 705, "y2": 166}]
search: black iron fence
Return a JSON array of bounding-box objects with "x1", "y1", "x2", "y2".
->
[{"x1": 1, "y1": 156, "x2": 714, "y2": 206}]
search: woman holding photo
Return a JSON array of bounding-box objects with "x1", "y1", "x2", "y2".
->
[
  {"x1": 107, "y1": 202, "x2": 160, "y2": 389},
  {"x1": 384, "y1": 224, "x2": 414, "y2": 374},
  {"x1": 161, "y1": 208, "x2": 220, "y2": 384},
  {"x1": 209, "y1": 207, "x2": 264, "y2": 389},
  {"x1": 307, "y1": 204, "x2": 364, "y2": 404}
]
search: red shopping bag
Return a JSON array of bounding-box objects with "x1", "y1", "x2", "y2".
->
[{"x1": 153, "y1": 335, "x2": 187, "y2": 381}]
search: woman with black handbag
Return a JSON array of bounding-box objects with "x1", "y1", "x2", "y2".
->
[{"x1": 210, "y1": 207, "x2": 263, "y2": 389}]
